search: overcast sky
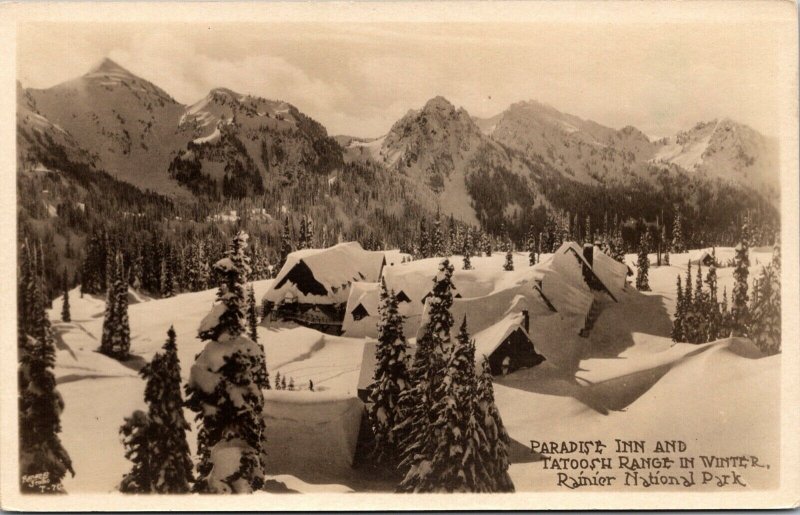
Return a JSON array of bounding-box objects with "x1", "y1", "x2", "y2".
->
[{"x1": 17, "y1": 20, "x2": 789, "y2": 138}]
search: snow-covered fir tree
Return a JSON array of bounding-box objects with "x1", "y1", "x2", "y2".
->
[
  {"x1": 430, "y1": 211, "x2": 444, "y2": 257},
  {"x1": 118, "y1": 410, "x2": 152, "y2": 493},
  {"x1": 692, "y1": 263, "x2": 708, "y2": 339},
  {"x1": 298, "y1": 216, "x2": 308, "y2": 250},
  {"x1": 100, "y1": 253, "x2": 131, "y2": 360},
  {"x1": 18, "y1": 242, "x2": 74, "y2": 492},
  {"x1": 584, "y1": 214, "x2": 592, "y2": 244},
  {"x1": 671, "y1": 275, "x2": 685, "y2": 342},
  {"x1": 730, "y1": 221, "x2": 751, "y2": 337},
  {"x1": 80, "y1": 227, "x2": 109, "y2": 295},
  {"x1": 504, "y1": 244, "x2": 514, "y2": 271},
  {"x1": 402, "y1": 316, "x2": 477, "y2": 492},
  {"x1": 120, "y1": 326, "x2": 193, "y2": 493},
  {"x1": 306, "y1": 216, "x2": 315, "y2": 248},
  {"x1": 397, "y1": 259, "x2": 456, "y2": 488},
  {"x1": 672, "y1": 213, "x2": 685, "y2": 253},
  {"x1": 279, "y1": 216, "x2": 292, "y2": 269},
  {"x1": 527, "y1": 229, "x2": 537, "y2": 266},
  {"x1": 61, "y1": 268, "x2": 71, "y2": 322},
  {"x1": 635, "y1": 232, "x2": 651, "y2": 291},
  {"x1": 418, "y1": 217, "x2": 429, "y2": 259},
  {"x1": 661, "y1": 224, "x2": 670, "y2": 265},
  {"x1": 749, "y1": 237, "x2": 781, "y2": 354},
  {"x1": 367, "y1": 278, "x2": 411, "y2": 469},
  {"x1": 477, "y1": 358, "x2": 515, "y2": 492},
  {"x1": 704, "y1": 260, "x2": 721, "y2": 341},
  {"x1": 462, "y1": 230, "x2": 473, "y2": 270},
  {"x1": 185, "y1": 231, "x2": 269, "y2": 493},
  {"x1": 187, "y1": 239, "x2": 210, "y2": 291},
  {"x1": 246, "y1": 284, "x2": 259, "y2": 343},
  {"x1": 288, "y1": 378, "x2": 295, "y2": 391}
]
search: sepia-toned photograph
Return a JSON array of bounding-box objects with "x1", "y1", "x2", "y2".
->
[{"x1": 1, "y1": 1, "x2": 798, "y2": 510}]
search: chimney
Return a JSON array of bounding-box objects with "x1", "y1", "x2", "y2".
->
[
  {"x1": 583, "y1": 244, "x2": 594, "y2": 266},
  {"x1": 522, "y1": 309, "x2": 530, "y2": 333}
]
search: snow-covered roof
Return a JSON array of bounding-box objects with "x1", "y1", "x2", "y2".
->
[
  {"x1": 591, "y1": 246, "x2": 628, "y2": 295},
  {"x1": 382, "y1": 249, "x2": 412, "y2": 267},
  {"x1": 531, "y1": 250, "x2": 594, "y2": 318},
  {"x1": 442, "y1": 289, "x2": 550, "y2": 339},
  {"x1": 472, "y1": 312, "x2": 531, "y2": 369},
  {"x1": 341, "y1": 282, "x2": 382, "y2": 337},
  {"x1": 263, "y1": 242, "x2": 386, "y2": 305}
]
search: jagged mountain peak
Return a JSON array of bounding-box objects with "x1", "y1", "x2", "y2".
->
[
  {"x1": 86, "y1": 57, "x2": 134, "y2": 77},
  {"x1": 423, "y1": 95, "x2": 456, "y2": 111}
]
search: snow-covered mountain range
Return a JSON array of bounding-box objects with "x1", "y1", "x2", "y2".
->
[{"x1": 19, "y1": 58, "x2": 779, "y2": 222}]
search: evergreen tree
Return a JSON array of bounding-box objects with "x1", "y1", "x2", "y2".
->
[
  {"x1": 749, "y1": 238, "x2": 781, "y2": 354},
  {"x1": 185, "y1": 231, "x2": 268, "y2": 493},
  {"x1": 730, "y1": 222, "x2": 751, "y2": 337},
  {"x1": 404, "y1": 317, "x2": 476, "y2": 492},
  {"x1": 274, "y1": 371, "x2": 282, "y2": 390},
  {"x1": 80, "y1": 228, "x2": 108, "y2": 295},
  {"x1": 661, "y1": 224, "x2": 670, "y2": 265},
  {"x1": 398, "y1": 260, "x2": 456, "y2": 491},
  {"x1": 160, "y1": 247, "x2": 176, "y2": 298},
  {"x1": 61, "y1": 268, "x2": 71, "y2": 323},
  {"x1": 462, "y1": 230, "x2": 473, "y2": 270},
  {"x1": 693, "y1": 263, "x2": 707, "y2": 340},
  {"x1": 584, "y1": 214, "x2": 592, "y2": 244},
  {"x1": 118, "y1": 410, "x2": 151, "y2": 493},
  {"x1": 503, "y1": 245, "x2": 514, "y2": 271},
  {"x1": 430, "y1": 211, "x2": 444, "y2": 257},
  {"x1": 367, "y1": 278, "x2": 411, "y2": 468},
  {"x1": 281, "y1": 375, "x2": 287, "y2": 390},
  {"x1": 100, "y1": 253, "x2": 131, "y2": 360},
  {"x1": 298, "y1": 216, "x2": 308, "y2": 250},
  {"x1": 306, "y1": 216, "x2": 315, "y2": 248},
  {"x1": 483, "y1": 232, "x2": 492, "y2": 257},
  {"x1": 682, "y1": 262, "x2": 699, "y2": 342},
  {"x1": 246, "y1": 284, "x2": 259, "y2": 343},
  {"x1": 288, "y1": 378, "x2": 295, "y2": 391},
  {"x1": 635, "y1": 232, "x2": 650, "y2": 291},
  {"x1": 18, "y1": 242, "x2": 74, "y2": 493},
  {"x1": 671, "y1": 275, "x2": 685, "y2": 342},
  {"x1": 418, "y1": 218, "x2": 429, "y2": 259},
  {"x1": 120, "y1": 326, "x2": 193, "y2": 493},
  {"x1": 279, "y1": 216, "x2": 292, "y2": 270},
  {"x1": 477, "y1": 358, "x2": 515, "y2": 492},
  {"x1": 672, "y1": 213, "x2": 685, "y2": 253},
  {"x1": 704, "y1": 260, "x2": 721, "y2": 340},
  {"x1": 527, "y1": 229, "x2": 537, "y2": 266}
]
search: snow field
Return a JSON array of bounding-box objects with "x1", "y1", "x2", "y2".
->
[{"x1": 47, "y1": 247, "x2": 779, "y2": 492}]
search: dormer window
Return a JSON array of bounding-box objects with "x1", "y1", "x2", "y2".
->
[{"x1": 351, "y1": 304, "x2": 369, "y2": 321}]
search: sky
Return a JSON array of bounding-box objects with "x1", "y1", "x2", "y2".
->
[{"x1": 17, "y1": 19, "x2": 790, "y2": 139}]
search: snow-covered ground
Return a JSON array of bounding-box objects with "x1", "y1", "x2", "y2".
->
[{"x1": 47, "y1": 247, "x2": 779, "y2": 493}]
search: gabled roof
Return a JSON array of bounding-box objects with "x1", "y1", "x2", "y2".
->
[
  {"x1": 263, "y1": 242, "x2": 385, "y2": 305},
  {"x1": 472, "y1": 312, "x2": 533, "y2": 370},
  {"x1": 591, "y1": 246, "x2": 628, "y2": 296},
  {"x1": 550, "y1": 242, "x2": 618, "y2": 301}
]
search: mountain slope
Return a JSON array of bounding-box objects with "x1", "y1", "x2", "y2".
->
[
  {"x1": 477, "y1": 100, "x2": 779, "y2": 204},
  {"x1": 26, "y1": 58, "x2": 191, "y2": 196},
  {"x1": 650, "y1": 119, "x2": 780, "y2": 201},
  {"x1": 477, "y1": 100, "x2": 657, "y2": 185},
  {"x1": 169, "y1": 87, "x2": 343, "y2": 199}
]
